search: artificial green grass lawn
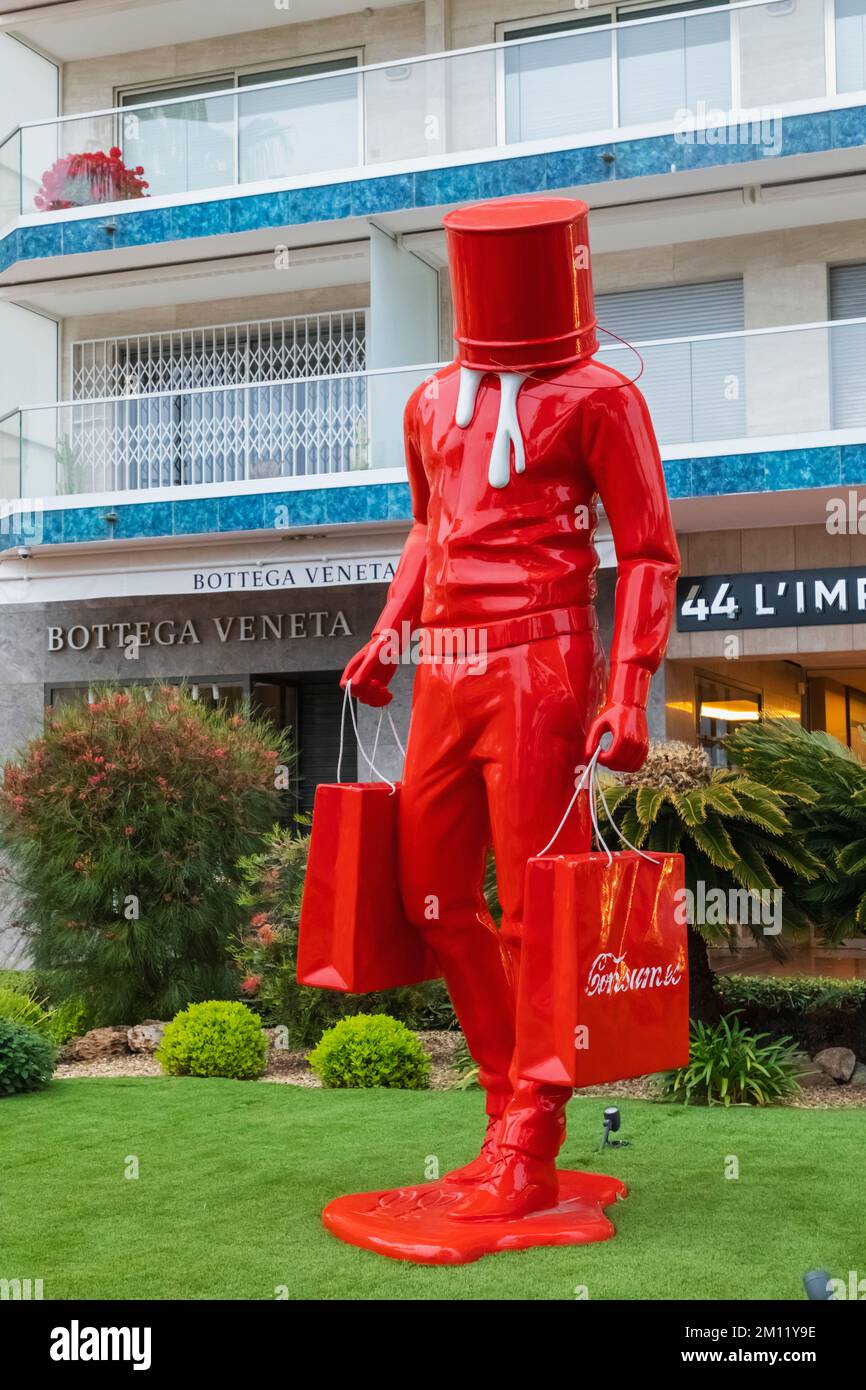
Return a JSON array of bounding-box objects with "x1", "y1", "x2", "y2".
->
[{"x1": 1, "y1": 1078, "x2": 862, "y2": 1301}]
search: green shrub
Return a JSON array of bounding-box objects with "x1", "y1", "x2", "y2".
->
[
  {"x1": 0, "y1": 684, "x2": 290, "y2": 1024},
  {"x1": 719, "y1": 973, "x2": 866, "y2": 1014},
  {"x1": 0, "y1": 1018, "x2": 57, "y2": 1096},
  {"x1": 46, "y1": 996, "x2": 91, "y2": 1045},
  {"x1": 233, "y1": 825, "x2": 454, "y2": 1047},
  {"x1": 727, "y1": 718, "x2": 866, "y2": 937},
  {"x1": 0, "y1": 968, "x2": 38, "y2": 995},
  {"x1": 661, "y1": 1014, "x2": 800, "y2": 1106},
  {"x1": 156, "y1": 1000, "x2": 268, "y2": 1080},
  {"x1": 603, "y1": 740, "x2": 821, "y2": 944},
  {"x1": 717, "y1": 973, "x2": 866, "y2": 1057},
  {"x1": 308, "y1": 1014, "x2": 430, "y2": 1089},
  {"x1": 0, "y1": 985, "x2": 51, "y2": 1036},
  {"x1": 452, "y1": 1034, "x2": 480, "y2": 1090}
]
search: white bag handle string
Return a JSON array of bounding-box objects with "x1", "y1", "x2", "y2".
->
[
  {"x1": 336, "y1": 680, "x2": 401, "y2": 794},
  {"x1": 537, "y1": 742, "x2": 659, "y2": 865}
]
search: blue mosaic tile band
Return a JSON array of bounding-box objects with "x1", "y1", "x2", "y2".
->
[{"x1": 1, "y1": 444, "x2": 862, "y2": 551}]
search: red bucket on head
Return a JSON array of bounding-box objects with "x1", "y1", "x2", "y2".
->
[{"x1": 443, "y1": 195, "x2": 598, "y2": 373}]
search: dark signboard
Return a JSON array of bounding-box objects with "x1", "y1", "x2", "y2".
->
[{"x1": 676, "y1": 566, "x2": 866, "y2": 632}]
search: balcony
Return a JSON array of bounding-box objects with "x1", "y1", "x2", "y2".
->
[
  {"x1": 1, "y1": 319, "x2": 864, "y2": 514},
  {"x1": 1, "y1": 0, "x2": 864, "y2": 232}
]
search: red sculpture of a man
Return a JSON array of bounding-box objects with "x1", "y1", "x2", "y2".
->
[{"x1": 341, "y1": 197, "x2": 680, "y2": 1221}]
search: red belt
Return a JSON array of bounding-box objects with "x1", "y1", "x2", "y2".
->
[{"x1": 422, "y1": 605, "x2": 596, "y2": 654}]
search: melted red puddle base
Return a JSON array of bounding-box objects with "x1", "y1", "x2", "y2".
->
[{"x1": 322, "y1": 1169, "x2": 629, "y2": 1265}]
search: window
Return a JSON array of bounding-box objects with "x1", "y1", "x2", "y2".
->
[
  {"x1": 118, "y1": 53, "x2": 360, "y2": 196},
  {"x1": 829, "y1": 263, "x2": 866, "y2": 429},
  {"x1": 616, "y1": 0, "x2": 731, "y2": 126},
  {"x1": 594, "y1": 280, "x2": 745, "y2": 444},
  {"x1": 808, "y1": 675, "x2": 866, "y2": 757},
  {"x1": 499, "y1": 2, "x2": 730, "y2": 142},
  {"x1": 252, "y1": 677, "x2": 358, "y2": 815},
  {"x1": 835, "y1": 0, "x2": 866, "y2": 94},
  {"x1": 501, "y1": 13, "x2": 614, "y2": 141},
  {"x1": 695, "y1": 674, "x2": 762, "y2": 765},
  {"x1": 120, "y1": 78, "x2": 237, "y2": 198},
  {"x1": 69, "y1": 311, "x2": 368, "y2": 492}
]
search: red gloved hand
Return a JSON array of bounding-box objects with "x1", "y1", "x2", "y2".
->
[
  {"x1": 585, "y1": 702, "x2": 649, "y2": 773},
  {"x1": 340, "y1": 634, "x2": 396, "y2": 708}
]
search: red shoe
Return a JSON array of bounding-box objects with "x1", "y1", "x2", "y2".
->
[
  {"x1": 442, "y1": 1114, "x2": 502, "y2": 1186},
  {"x1": 446, "y1": 1149, "x2": 559, "y2": 1221}
]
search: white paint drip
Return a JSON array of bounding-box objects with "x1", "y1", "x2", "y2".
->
[{"x1": 456, "y1": 365, "x2": 528, "y2": 490}]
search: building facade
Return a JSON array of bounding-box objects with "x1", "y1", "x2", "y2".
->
[{"x1": 0, "y1": 0, "x2": 865, "y2": 823}]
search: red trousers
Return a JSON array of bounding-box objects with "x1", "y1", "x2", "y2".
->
[{"x1": 398, "y1": 618, "x2": 606, "y2": 1159}]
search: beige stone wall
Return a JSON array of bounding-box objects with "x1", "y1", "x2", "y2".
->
[{"x1": 60, "y1": 4, "x2": 426, "y2": 114}]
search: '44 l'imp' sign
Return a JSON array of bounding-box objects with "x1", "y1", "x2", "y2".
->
[{"x1": 676, "y1": 566, "x2": 866, "y2": 632}]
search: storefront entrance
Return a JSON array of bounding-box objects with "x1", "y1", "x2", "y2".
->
[{"x1": 251, "y1": 674, "x2": 356, "y2": 815}]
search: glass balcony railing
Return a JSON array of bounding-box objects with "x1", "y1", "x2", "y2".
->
[
  {"x1": 1, "y1": 319, "x2": 864, "y2": 503},
  {"x1": 1, "y1": 0, "x2": 862, "y2": 226}
]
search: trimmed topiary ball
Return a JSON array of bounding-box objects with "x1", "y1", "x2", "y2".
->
[
  {"x1": 308, "y1": 1014, "x2": 430, "y2": 1089},
  {"x1": 156, "y1": 1000, "x2": 268, "y2": 1079},
  {"x1": 0, "y1": 1018, "x2": 57, "y2": 1096}
]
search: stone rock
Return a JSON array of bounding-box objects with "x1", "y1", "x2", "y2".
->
[
  {"x1": 849, "y1": 1062, "x2": 866, "y2": 1087},
  {"x1": 812, "y1": 1046, "x2": 857, "y2": 1083},
  {"x1": 65, "y1": 1026, "x2": 130, "y2": 1061},
  {"x1": 127, "y1": 1021, "x2": 166, "y2": 1053},
  {"x1": 791, "y1": 1054, "x2": 826, "y2": 1089}
]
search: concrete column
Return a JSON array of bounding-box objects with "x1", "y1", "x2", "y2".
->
[
  {"x1": 368, "y1": 224, "x2": 439, "y2": 469},
  {"x1": 424, "y1": 0, "x2": 450, "y2": 52}
]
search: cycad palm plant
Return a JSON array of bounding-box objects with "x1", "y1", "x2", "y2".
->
[
  {"x1": 600, "y1": 741, "x2": 823, "y2": 1020},
  {"x1": 726, "y1": 717, "x2": 866, "y2": 938}
]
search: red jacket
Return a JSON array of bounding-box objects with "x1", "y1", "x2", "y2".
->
[{"x1": 372, "y1": 359, "x2": 680, "y2": 706}]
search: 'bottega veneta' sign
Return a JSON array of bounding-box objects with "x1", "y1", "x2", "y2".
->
[{"x1": 46, "y1": 611, "x2": 352, "y2": 652}]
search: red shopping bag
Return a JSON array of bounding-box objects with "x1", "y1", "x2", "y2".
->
[
  {"x1": 297, "y1": 782, "x2": 440, "y2": 993},
  {"x1": 516, "y1": 850, "x2": 689, "y2": 1087}
]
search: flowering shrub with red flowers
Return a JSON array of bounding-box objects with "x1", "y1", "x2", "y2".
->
[
  {"x1": 232, "y1": 826, "x2": 453, "y2": 1048},
  {"x1": 0, "y1": 685, "x2": 290, "y2": 1024},
  {"x1": 34, "y1": 147, "x2": 148, "y2": 212}
]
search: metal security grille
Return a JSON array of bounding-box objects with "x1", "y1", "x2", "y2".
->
[
  {"x1": 71, "y1": 311, "x2": 366, "y2": 398},
  {"x1": 68, "y1": 310, "x2": 367, "y2": 489}
]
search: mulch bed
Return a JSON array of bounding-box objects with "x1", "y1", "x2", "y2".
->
[{"x1": 52, "y1": 1029, "x2": 866, "y2": 1106}]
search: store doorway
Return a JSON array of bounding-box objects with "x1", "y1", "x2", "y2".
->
[{"x1": 251, "y1": 673, "x2": 356, "y2": 818}]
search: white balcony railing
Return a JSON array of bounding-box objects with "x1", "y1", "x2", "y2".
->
[
  {"x1": 1, "y1": 319, "x2": 864, "y2": 503},
  {"x1": 0, "y1": 0, "x2": 863, "y2": 228}
]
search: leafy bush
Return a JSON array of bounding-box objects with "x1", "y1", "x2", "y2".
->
[
  {"x1": 660, "y1": 1014, "x2": 801, "y2": 1106},
  {"x1": 233, "y1": 826, "x2": 454, "y2": 1046},
  {"x1": 727, "y1": 718, "x2": 866, "y2": 937},
  {"x1": 0, "y1": 985, "x2": 51, "y2": 1036},
  {"x1": 0, "y1": 1018, "x2": 57, "y2": 1096},
  {"x1": 720, "y1": 973, "x2": 866, "y2": 1014},
  {"x1": 156, "y1": 1000, "x2": 268, "y2": 1080},
  {"x1": 46, "y1": 996, "x2": 92, "y2": 1046},
  {"x1": 452, "y1": 1034, "x2": 480, "y2": 1090},
  {"x1": 0, "y1": 685, "x2": 290, "y2": 1024},
  {"x1": 604, "y1": 741, "x2": 821, "y2": 944},
  {"x1": 0, "y1": 969, "x2": 37, "y2": 995},
  {"x1": 718, "y1": 973, "x2": 866, "y2": 1056},
  {"x1": 308, "y1": 1014, "x2": 431, "y2": 1089}
]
